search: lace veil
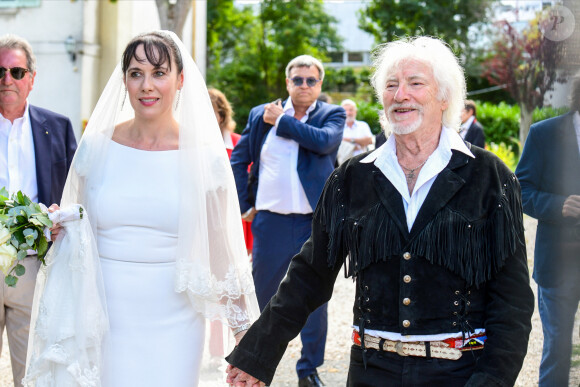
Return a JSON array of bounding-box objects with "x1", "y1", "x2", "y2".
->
[{"x1": 24, "y1": 31, "x2": 258, "y2": 386}]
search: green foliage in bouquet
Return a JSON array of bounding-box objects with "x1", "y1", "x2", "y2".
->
[{"x1": 0, "y1": 187, "x2": 52, "y2": 287}]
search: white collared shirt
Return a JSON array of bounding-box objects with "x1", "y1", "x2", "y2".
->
[
  {"x1": 357, "y1": 127, "x2": 480, "y2": 342},
  {"x1": 255, "y1": 98, "x2": 316, "y2": 214},
  {"x1": 459, "y1": 116, "x2": 475, "y2": 139},
  {"x1": 362, "y1": 126, "x2": 474, "y2": 232},
  {"x1": 343, "y1": 120, "x2": 373, "y2": 156},
  {"x1": 0, "y1": 102, "x2": 38, "y2": 203},
  {"x1": 573, "y1": 111, "x2": 580, "y2": 155}
]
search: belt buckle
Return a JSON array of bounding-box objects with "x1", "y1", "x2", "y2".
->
[{"x1": 395, "y1": 341, "x2": 408, "y2": 356}]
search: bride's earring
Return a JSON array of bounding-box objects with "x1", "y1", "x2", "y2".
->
[{"x1": 175, "y1": 89, "x2": 181, "y2": 111}]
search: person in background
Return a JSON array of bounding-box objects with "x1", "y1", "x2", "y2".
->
[
  {"x1": 209, "y1": 88, "x2": 253, "y2": 254},
  {"x1": 515, "y1": 71, "x2": 580, "y2": 387},
  {"x1": 340, "y1": 99, "x2": 374, "y2": 156},
  {"x1": 0, "y1": 34, "x2": 77, "y2": 387},
  {"x1": 459, "y1": 99, "x2": 485, "y2": 148},
  {"x1": 226, "y1": 36, "x2": 533, "y2": 387},
  {"x1": 230, "y1": 54, "x2": 345, "y2": 387}
]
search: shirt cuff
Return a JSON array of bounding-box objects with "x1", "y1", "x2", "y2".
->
[
  {"x1": 242, "y1": 207, "x2": 255, "y2": 218},
  {"x1": 275, "y1": 113, "x2": 285, "y2": 128}
]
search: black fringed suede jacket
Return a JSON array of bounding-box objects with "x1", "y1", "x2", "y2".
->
[{"x1": 227, "y1": 146, "x2": 534, "y2": 386}]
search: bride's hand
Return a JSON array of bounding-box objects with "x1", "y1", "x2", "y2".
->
[
  {"x1": 234, "y1": 329, "x2": 247, "y2": 346},
  {"x1": 48, "y1": 204, "x2": 62, "y2": 241}
]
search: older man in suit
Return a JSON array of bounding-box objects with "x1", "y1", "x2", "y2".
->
[
  {"x1": 515, "y1": 72, "x2": 580, "y2": 387},
  {"x1": 0, "y1": 34, "x2": 77, "y2": 386},
  {"x1": 460, "y1": 100, "x2": 485, "y2": 148},
  {"x1": 230, "y1": 55, "x2": 345, "y2": 387}
]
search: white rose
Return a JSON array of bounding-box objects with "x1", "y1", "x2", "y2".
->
[
  {"x1": 0, "y1": 227, "x2": 11, "y2": 245},
  {"x1": 0, "y1": 243, "x2": 17, "y2": 275}
]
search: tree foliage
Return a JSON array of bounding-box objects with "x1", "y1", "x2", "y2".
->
[
  {"x1": 358, "y1": 0, "x2": 493, "y2": 53},
  {"x1": 206, "y1": 0, "x2": 342, "y2": 127},
  {"x1": 482, "y1": 16, "x2": 567, "y2": 144}
]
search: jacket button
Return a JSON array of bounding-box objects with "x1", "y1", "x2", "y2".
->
[
  {"x1": 403, "y1": 252, "x2": 411, "y2": 260},
  {"x1": 454, "y1": 290, "x2": 460, "y2": 295},
  {"x1": 403, "y1": 320, "x2": 411, "y2": 328},
  {"x1": 403, "y1": 275, "x2": 411, "y2": 283},
  {"x1": 453, "y1": 322, "x2": 457, "y2": 327},
  {"x1": 454, "y1": 301, "x2": 459, "y2": 306},
  {"x1": 403, "y1": 298, "x2": 411, "y2": 305}
]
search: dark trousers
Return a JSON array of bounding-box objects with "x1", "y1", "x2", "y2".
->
[
  {"x1": 347, "y1": 346, "x2": 483, "y2": 386},
  {"x1": 251, "y1": 210, "x2": 328, "y2": 379}
]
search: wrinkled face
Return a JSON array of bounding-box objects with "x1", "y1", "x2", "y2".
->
[
  {"x1": 0, "y1": 48, "x2": 35, "y2": 115},
  {"x1": 382, "y1": 59, "x2": 447, "y2": 135},
  {"x1": 286, "y1": 65, "x2": 322, "y2": 108},
  {"x1": 124, "y1": 44, "x2": 183, "y2": 121},
  {"x1": 342, "y1": 104, "x2": 357, "y2": 125}
]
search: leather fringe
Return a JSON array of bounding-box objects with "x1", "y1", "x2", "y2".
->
[{"x1": 316, "y1": 172, "x2": 524, "y2": 287}]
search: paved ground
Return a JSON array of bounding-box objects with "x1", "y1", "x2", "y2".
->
[{"x1": 2, "y1": 216, "x2": 579, "y2": 386}]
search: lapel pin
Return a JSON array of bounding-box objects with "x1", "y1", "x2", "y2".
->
[{"x1": 45, "y1": 131, "x2": 49, "y2": 135}]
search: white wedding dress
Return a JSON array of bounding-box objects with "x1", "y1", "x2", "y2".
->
[{"x1": 96, "y1": 141, "x2": 204, "y2": 387}]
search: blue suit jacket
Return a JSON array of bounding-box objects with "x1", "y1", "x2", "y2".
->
[
  {"x1": 515, "y1": 112, "x2": 580, "y2": 287},
  {"x1": 29, "y1": 105, "x2": 77, "y2": 206},
  {"x1": 464, "y1": 119, "x2": 485, "y2": 148},
  {"x1": 230, "y1": 100, "x2": 345, "y2": 214}
]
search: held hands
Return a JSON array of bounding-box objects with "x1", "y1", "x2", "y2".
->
[
  {"x1": 242, "y1": 207, "x2": 258, "y2": 223},
  {"x1": 562, "y1": 195, "x2": 580, "y2": 219},
  {"x1": 263, "y1": 99, "x2": 284, "y2": 126},
  {"x1": 225, "y1": 364, "x2": 265, "y2": 387}
]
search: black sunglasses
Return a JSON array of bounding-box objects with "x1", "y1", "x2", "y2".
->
[
  {"x1": 290, "y1": 76, "x2": 321, "y2": 87},
  {"x1": 0, "y1": 67, "x2": 30, "y2": 80}
]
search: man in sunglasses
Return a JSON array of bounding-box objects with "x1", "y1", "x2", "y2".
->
[
  {"x1": 0, "y1": 34, "x2": 77, "y2": 386},
  {"x1": 230, "y1": 54, "x2": 345, "y2": 387},
  {"x1": 227, "y1": 37, "x2": 533, "y2": 387}
]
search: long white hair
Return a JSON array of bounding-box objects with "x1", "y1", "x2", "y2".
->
[{"x1": 371, "y1": 36, "x2": 466, "y2": 134}]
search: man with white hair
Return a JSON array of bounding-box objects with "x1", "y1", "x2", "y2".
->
[
  {"x1": 226, "y1": 36, "x2": 533, "y2": 387},
  {"x1": 338, "y1": 99, "x2": 373, "y2": 163}
]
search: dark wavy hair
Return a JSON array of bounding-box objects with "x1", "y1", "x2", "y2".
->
[{"x1": 121, "y1": 31, "x2": 183, "y2": 75}]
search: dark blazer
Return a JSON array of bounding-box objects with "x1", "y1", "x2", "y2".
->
[
  {"x1": 29, "y1": 105, "x2": 77, "y2": 205},
  {"x1": 230, "y1": 100, "x2": 345, "y2": 213},
  {"x1": 464, "y1": 119, "x2": 485, "y2": 148},
  {"x1": 228, "y1": 147, "x2": 534, "y2": 386},
  {"x1": 515, "y1": 112, "x2": 580, "y2": 287}
]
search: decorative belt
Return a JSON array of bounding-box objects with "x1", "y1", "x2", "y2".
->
[{"x1": 352, "y1": 330, "x2": 486, "y2": 361}]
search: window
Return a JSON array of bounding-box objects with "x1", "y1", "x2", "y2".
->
[
  {"x1": 329, "y1": 52, "x2": 344, "y2": 63},
  {"x1": 348, "y1": 52, "x2": 363, "y2": 62}
]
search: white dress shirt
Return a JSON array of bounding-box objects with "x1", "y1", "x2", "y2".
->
[
  {"x1": 0, "y1": 102, "x2": 38, "y2": 204},
  {"x1": 343, "y1": 120, "x2": 373, "y2": 156},
  {"x1": 255, "y1": 98, "x2": 316, "y2": 215},
  {"x1": 358, "y1": 126, "x2": 483, "y2": 342},
  {"x1": 459, "y1": 115, "x2": 475, "y2": 140}
]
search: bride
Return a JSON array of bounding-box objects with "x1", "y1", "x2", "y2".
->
[{"x1": 23, "y1": 31, "x2": 258, "y2": 386}]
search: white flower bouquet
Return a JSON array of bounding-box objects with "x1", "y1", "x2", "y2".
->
[{"x1": 0, "y1": 187, "x2": 53, "y2": 287}]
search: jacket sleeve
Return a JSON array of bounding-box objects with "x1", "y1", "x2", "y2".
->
[
  {"x1": 230, "y1": 108, "x2": 258, "y2": 214},
  {"x1": 515, "y1": 122, "x2": 570, "y2": 225},
  {"x1": 466, "y1": 178, "x2": 534, "y2": 387},
  {"x1": 225, "y1": 178, "x2": 344, "y2": 384},
  {"x1": 64, "y1": 118, "x2": 78, "y2": 173},
  {"x1": 275, "y1": 105, "x2": 345, "y2": 155}
]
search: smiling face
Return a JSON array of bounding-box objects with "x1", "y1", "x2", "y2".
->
[
  {"x1": 0, "y1": 48, "x2": 35, "y2": 119},
  {"x1": 286, "y1": 65, "x2": 322, "y2": 110},
  {"x1": 382, "y1": 59, "x2": 447, "y2": 136},
  {"x1": 124, "y1": 44, "x2": 183, "y2": 122}
]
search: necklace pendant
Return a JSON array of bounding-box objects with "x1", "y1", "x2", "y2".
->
[{"x1": 407, "y1": 171, "x2": 415, "y2": 180}]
